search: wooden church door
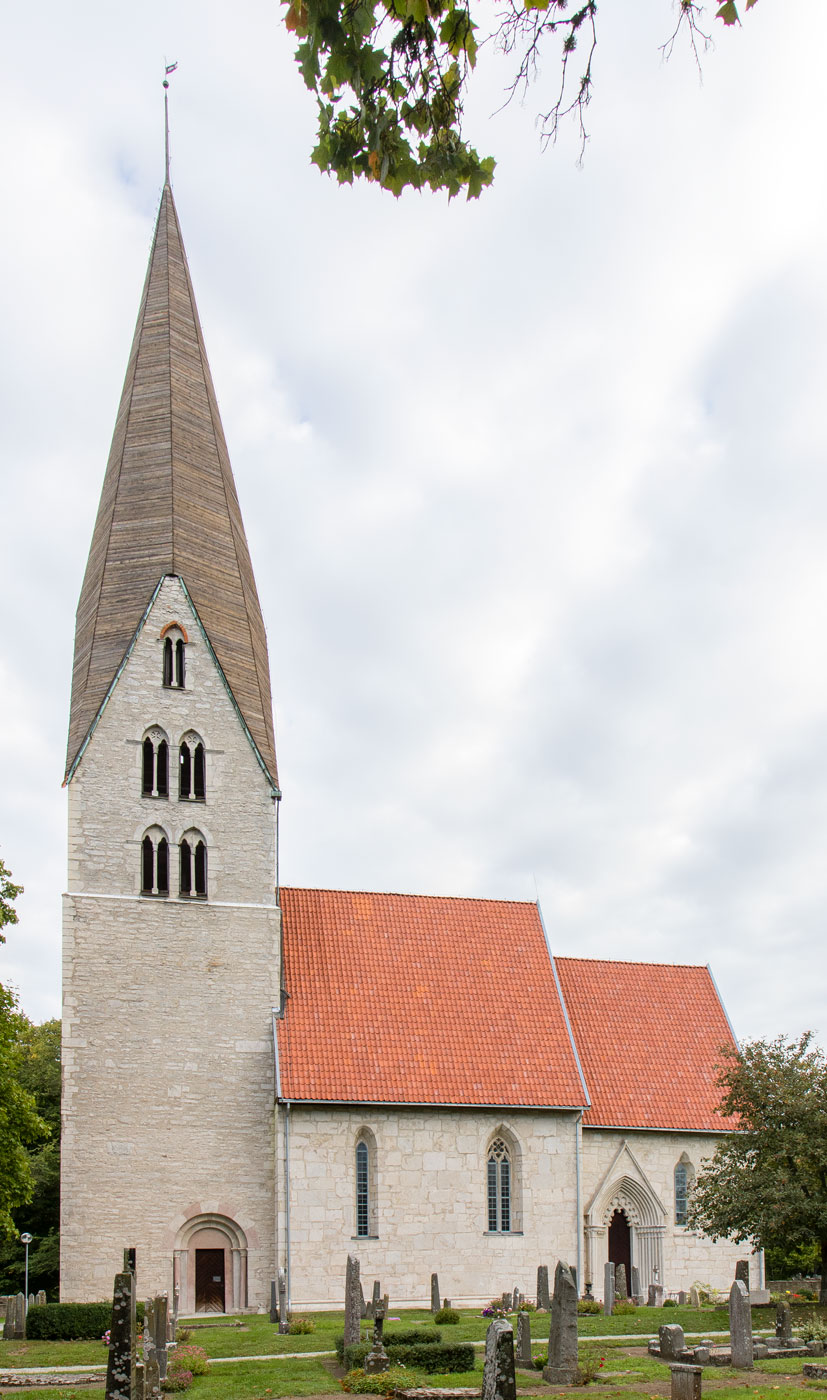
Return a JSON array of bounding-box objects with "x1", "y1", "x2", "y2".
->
[{"x1": 195, "y1": 1248, "x2": 226, "y2": 1313}]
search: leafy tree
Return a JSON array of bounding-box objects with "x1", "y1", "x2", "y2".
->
[
  {"x1": 0, "y1": 858, "x2": 50, "y2": 1253},
  {"x1": 285, "y1": 0, "x2": 761, "y2": 198},
  {"x1": 0, "y1": 1018, "x2": 61, "y2": 1296},
  {"x1": 687, "y1": 1033, "x2": 827, "y2": 1305}
]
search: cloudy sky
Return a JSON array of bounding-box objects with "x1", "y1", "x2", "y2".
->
[{"x1": 2, "y1": 0, "x2": 826, "y2": 1044}]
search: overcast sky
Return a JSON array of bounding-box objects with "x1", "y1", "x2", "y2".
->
[{"x1": 2, "y1": 0, "x2": 826, "y2": 1045}]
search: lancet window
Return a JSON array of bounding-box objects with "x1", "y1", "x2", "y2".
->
[
  {"x1": 179, "y1": 733, "x2": 206, "y2": 801},
  {"x1": 141, "y1": 728, "x2": 169, "y2": 798},
  {"x1": 162, "y1": 624, "x2": 187, "y2": 689},
  {"x1": 141, "y1": 827, "x2": 169, "y2": 897},
  {"x1": 179, "y1": 830, "x2": 207, "y2": 899},
  {"x1": 355, "y1": 1129, "x2": 377, "y2": 1237},
  {"x1": 487, "y1": 1137, "x2": 512, "y2": 1233},
  {"x1": 674, "y1": 1157, "x2": 693, "y2": 1226}
]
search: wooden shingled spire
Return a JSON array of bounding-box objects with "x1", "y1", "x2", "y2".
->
[{"x1": 65, "y1": 183, "x2": 278, "y2": 790}]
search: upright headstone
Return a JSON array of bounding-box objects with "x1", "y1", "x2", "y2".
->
[
  {"x1": 776, "y1": 1299, "x2": 793, "y2": 1346},
  {"x1": 543, "y1": 1262, "x2": 579, "y2": 1385},
  {"x1": 443, "y1": 1298, "x2": 451, "y2": 1309},
  {"x1": 603, "y1": 1262, "x2": 615, "y2": 1316},
  {"x1": 277, "y1": 1268, "x2": 288, "y2": 1335},
  {"x1": 482, "y1": 1319, "x2": 516, "y2": 1400},
  {"x1": 516, "y1": 1311, "x2": 533, "y2": 1366},
  {"x1": 381, "y1": 1293, "x2": 389, "y2": 1318},
  {"x1": 28, "y1": 1294, "x2": 35, "y2": 1312},
  {"x1": 431, "y1": 1273, "x2": 441, "y2": 1314},
  {"x1": 364, "y1": 1303, "x2": 389, "y2": 1374},
  {"x1": 678, "y1": 1291, "x2": 687, "y2": 1306},
  {"x1": 670, "y1": 1364, "x2": 703, "y2": 1400},
  {"x1": 366, "y1": 1280, "x2": 380, "y2": 1320},
  {"x1": 729, "y1": 1279, "x2": 753, "y2": 1369},
  {"x1": 152, "y1": 1296, "x2": 168, "y2": 1381},
  {"x1": 344, "y1": 1256, "x2": 361, "y2": 1348},
  {"x1": 105, "y1": 1269, "x2": 137, "y2": 1400},
  {"x1": 501, "y1": 1292, "x2": 511, "y2": 1312},
  {"x1": 630, "y1": 1267, "x2": 641, "y2": 1303},
  {"x1": 144, "y1": 1353, "x2": 160, "y2": 1400},
  {"x1": 648, "y1": 1285, "x2": 664, "y2": 1307},
  {"x1": 269, "y1": 1280, "x2": 279, "y2": 1324},
  {"x1": 359, "y1": 1279, "x2": 367, "y2": 1320},
  {"x1": 735, "y1": 1261, "x2": 750, "y2": 1291},
  {"x1": 537, "y1": 1265, "x2": 550, "y2": 1311},
  {"x1": 6, "y1": 1294, "x2": 25, "y2": 1341},
  {"x1": 615, "y1": 1264, "x2": 628, "y2": 1301},
  {"x1": 689, "y1": 1287, "x2": 700, "y2": 1310},
  {"x1": 36, "y1": 1291, "x2": 46, "y2": 1307},
  {"x1": 512, "y1": 1288, "x2": 520, "y2": 1312},
  {"x1": 659, "y1": 1325, "x2": 686, "y2": 1360}
]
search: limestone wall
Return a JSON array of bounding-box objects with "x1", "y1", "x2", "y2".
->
[
  {"x1": 277, "y1": 1104, "x2": 580, "y2": 1308},
  {"x1": 61, "y1": 576, "x2": 279, "y2": 1305}
]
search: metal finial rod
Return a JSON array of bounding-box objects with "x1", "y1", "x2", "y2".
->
[{"x1": 163, "y1": 61, "x2": 178, "y2": 186}]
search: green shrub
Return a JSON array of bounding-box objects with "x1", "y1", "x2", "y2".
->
[
  {"x1": 343, "y1": 1342, "x2": 474, "y2": 1374},
  {"x1": 518, "y1": 1300, "x2": 536, "y2": 1312},
  {"x1": 663, "y1": 1298, "x2": 678, "y2": 1308},
  {"x1": 613, "y1": 1300, "x2": 637, "y2": 1315},
  {"x1": 175, "y1": 1327, "x2": 193, "y2": 1344},
  {"x1": 287, "y1": 1316, "x2": 316, "y2": 1334},
  {"x1": 26, "y1": 1302, "x2": 145, "y2": 1341},
  {"x1": 336, "y1": 1329, "x2": 441, "y2": 1363},
  {"x1": 534, "y1": 1352, "x2": 547, "y2": 1370},
  {"x1": 433, "y1": 1308, "x2": 460, "y2": 1325},
  {"x1": 169, "y1": 1345, "x2": 209, "y2": 1376},
  {"x1": 574, "y1": 1347, "x2": 605, "y2": 1385},
  {"x1": 342, "y1": 1365, "x2": 421, "y2": 1395},
  {"x1": 798, "y1": 1313, "x2": 827, "y2": 1343},
  {"x1": 577, "y1": 1299, "x2": 601, "y2": 1315}
]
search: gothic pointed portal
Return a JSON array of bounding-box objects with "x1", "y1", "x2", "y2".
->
[{"x1": 65, "y1": 182, "x2": 278, "y2": 791}]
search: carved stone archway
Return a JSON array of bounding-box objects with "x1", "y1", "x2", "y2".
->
[
  {"x1": 173, "y1": 1213, "x2": 249, "y2": 1315},
  {"x1": 584, "y1": 1143, "x2": 667, "y2": 1296}
]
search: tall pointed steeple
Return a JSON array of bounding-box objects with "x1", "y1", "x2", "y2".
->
[{"x1": 66, "y1": 183, "x2": 278, "y2": 790}]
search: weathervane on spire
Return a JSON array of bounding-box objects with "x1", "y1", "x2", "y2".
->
[{"x1": 163, "y1": 61, "x2": 178, "y2": 185}]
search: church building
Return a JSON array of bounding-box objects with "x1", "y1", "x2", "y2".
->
[{"x1": 60, "y1": 174, "x2": 755, "y2": 1311}]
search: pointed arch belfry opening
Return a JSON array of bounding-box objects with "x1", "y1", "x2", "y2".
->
[
  {"x1": 584, "y1": 1142, "x2": 667, "y2": 1298},
  {"x1": 173, "y1": 1213, "x2": 248, "y2": 1315}
]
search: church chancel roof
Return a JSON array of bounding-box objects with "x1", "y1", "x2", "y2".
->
[{"x1": 65, "y1": 183, "x2": 277, "y2": 788}]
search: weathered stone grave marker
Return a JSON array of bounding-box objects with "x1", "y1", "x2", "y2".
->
[
  {"x1": 278, "y1": 1268, "x2": 288, "y2": 1335},
  {"x1": 344, "y1": 1255, "x2": 361, "y2": 1348},
  {"x1": 603, "y1": 1262, "x2": 615, "y2": 1316},
  {"x1": 735, "y1": 1261, "x2": 750, "y2": 1290},
  {"x1": 269, "y1": 1280, "x2": 279, "y2": 1324},
  {"x1": 615, "y1": 1263, "x2": 628, "y2": 1301},
  {"x1": 648, "y1": 1284, "x2": 664, "y2": 1307},
  {"x1": 365, "y1": 1302, "x2": 389, "y2": 1374},
  {"x1": 659, "y1": 1325, "x2": 686, "y2": 1361},
  {"x1": 431, "y1": 1273, "x2": 440, "y2": 1314},
  {"x1": 482, "y1": 1319, "x2": 516, "y2": 1400},
  {"x1": 689, "y1": 1286, "x2": 700, "y2": 1309},
  {"x1": 670, "y1": 1363, "x2": 703, "y2": 1400},
  {"x1": 536, "y1": 1264, "x2": 550, "y2": 1311},
  {"x1": 729, "y1": 1279, "x2": 753, "y2": 1370},
  {"x1": 631, "y1": 1267, "x2": 641, "y2": 1303},
  {"x1": 543, "y1": 1261, "x2": 579, "y2": 1385},
  {"x1": 105, "y1": 1260, "x2": 137, "y2": 1400},
  {"x1": 516, "y1": 1311, "x2": 533, "y2": 1368},
  {"x1": 776, "y1": 1299, "x2": 793, "y2": 1347}
]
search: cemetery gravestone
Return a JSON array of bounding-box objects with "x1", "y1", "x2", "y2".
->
[
  {"x1": 689, "y1": 1287, "x2": 700, "y2": 1309},
  {"x1": 659, "y1": 1325, "x2": 686, "y2": 1361},
  {"x1": 105, "y1": 1268, "x2": 137, "y2": 1400},
  {"x1": 482, "y1": 1319, "x2": 516, "y2": 1400},
  {"x1": 776, "y1": 1300, "x2": 793, "y2": 1346},
  {"x1": 678, "y1": 1291, "x2": 687, "y2": 1306},
  {"x1": 365, "y1": 1303, "x2": 389, "y2": 1374},
  {"x1": 648, "y1": 1285, "x2": 664, "y2": 1307},
  {"x1": 631, "y1": 1267, "x2": 641, "y2": 1303},
  {"x1": 603, "y1": 1262, "x2": 615, "y2": 1316},
  {"x1": 537, "y1": 1265, "x2": 550, "y2": 1311},
  {"x1": 431, "y1": 1273, "x2": 440, "y2": 1313},
  {"x1": 359, "y1": 1279, "x2": 366, "y2": 1320},
  {"x1": 152, "y1": 1296, "x2": 168, "y2": 1381},
  {"x1": 615, "y1": 1264, "x2": 628, "y2": 1301},
  {"x1": 729, "y1": 1280, "x2": 753, "y2": 1370},
  {"x1": 344, "y1": 1256, "x2": 361, "y2": 1348},
  {"x1": 670, "y1": 1363, "x2": 703, "y2": 1400},
  {"x1": 735, "y1": 1261, "x2": 750, "y2": 1290},
  {"x1": 516, "y1": 1311, "x2": 533, "y2": 1367},
  {"x1": 269, "y1": 1280, "x2": 279, "y2": 1324},
  {"x1": 543, "y1": 1261, "x2": 579, "y2": 1385},
  {"x1": 36, "y1": 1291, "x2": 46, "y2": 1307}
]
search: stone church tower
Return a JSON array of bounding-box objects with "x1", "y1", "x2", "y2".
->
[{"x1": 61, "y1": 180, "x2": 281, "y2": 1308}]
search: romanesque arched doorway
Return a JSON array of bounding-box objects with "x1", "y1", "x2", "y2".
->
[{"x1": 173, "y1": 1213, "x2": 248, "y2": 1314}]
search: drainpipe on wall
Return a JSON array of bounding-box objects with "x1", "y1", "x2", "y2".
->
[
  {"x1": 575, "y1": 1110, "x2": 583, "y2": 1290},
  {"x1": 285, "y1": 1099, "x2": 292, "y2": 1309}
]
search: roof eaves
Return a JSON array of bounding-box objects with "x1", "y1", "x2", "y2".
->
[
  {"x1": 582, "y1": 1122, "x2": 738, "y2": 1135},
  {"x1": 276, "y1": 1096, "x2": 589, "y2": 1111}
]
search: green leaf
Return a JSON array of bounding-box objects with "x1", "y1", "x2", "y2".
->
[{"x1": 716, "y1": 1, "x2": 740, "y2": 23}]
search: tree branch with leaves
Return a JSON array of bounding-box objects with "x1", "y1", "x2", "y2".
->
[
  {"x1": 283, "y1": 0, "x2": 762, "y2": 197},
  {"x1": 687, "y1": 1033, "x2": 827, "y2": 1305}
]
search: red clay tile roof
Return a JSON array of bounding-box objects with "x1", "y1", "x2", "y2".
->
[
  {"x1": 277, "y1": 888, "x2": 588, "y2": 1108},
  {"x1": 554, "y1": 957, "x2": 738, "y2": 1132}
]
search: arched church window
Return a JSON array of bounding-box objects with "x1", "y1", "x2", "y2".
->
[
  {"x1": 161, "y1": 623, "x2": 188, "y2": 689},
  {"x1": 180, "y1": 831, "x2": 207, "y2": 899},
  {"x1": 141, "y1": 827, "x2": 169, "y2": 897},
  {"x1": 487, "y1": 1137, "x2": 512, "y2": 1233},
  {"x1": 674, "y1": 1158, "x2": 693, "y2": 1226},
  {"x1": 142, "y1": 729, "x2": 169, "y2": 798},
  {"x1": 355, "y1": 1129, "x2": 377, "y2": 1237},
  {"x1": 179, "y1": 734, "x2": 206, "y2": 801}
]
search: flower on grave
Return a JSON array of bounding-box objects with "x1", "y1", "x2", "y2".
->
[{"x1": 102, "y1": 1331, "x2": 111, "y2": 1345}]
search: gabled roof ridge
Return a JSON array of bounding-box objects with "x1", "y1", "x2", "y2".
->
[
  {"x1": 279, "y1": 884, "x2": 537, "y2": 907},
  {"x1": 555, "y1": 953, "x2": 712, "y2": 972}
]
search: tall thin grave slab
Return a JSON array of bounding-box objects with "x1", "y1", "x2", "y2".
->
[
  {"x1": 431, "y1": 1274, "x2": 440, "y2": 1313},
  {"x1": 482, "y1": 1319, "x2": 516, "y2": 1400},
  {"x1": 631, "y1": 1267, "x2": 641, "y2": 1303},
  {"x1": 269, "y1": 1280, "x2": 279, "y2": 1324},
  {"x1": 277, "y1": 1269, "x2": 288, "y2": 1335},
  {"x1": 537, "y1": 1265, "x2": 550, "y2": 1311},
  {"x1": 516, "y1": 1311, "x2": 533, "y2": 1368},
  {"x1": 105, "y1": 1269, "x2": 137, "y2": 1400},
  {"x1": 344, "y1": 1256, "x2": 361, "y2": 1348},
  {"x1": 603, "y1": 1262, "x2": 615, "y2": 1316},
  {"x1": 543, "y1": 1261, "x2": 579, "y2": 1385},
  {"x1": 615, "y1": 1263, "x2": 628, "y2": 1300},
  {"x1": 729, "y1": 1280, "x2": 753, "y2": 1370}
]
